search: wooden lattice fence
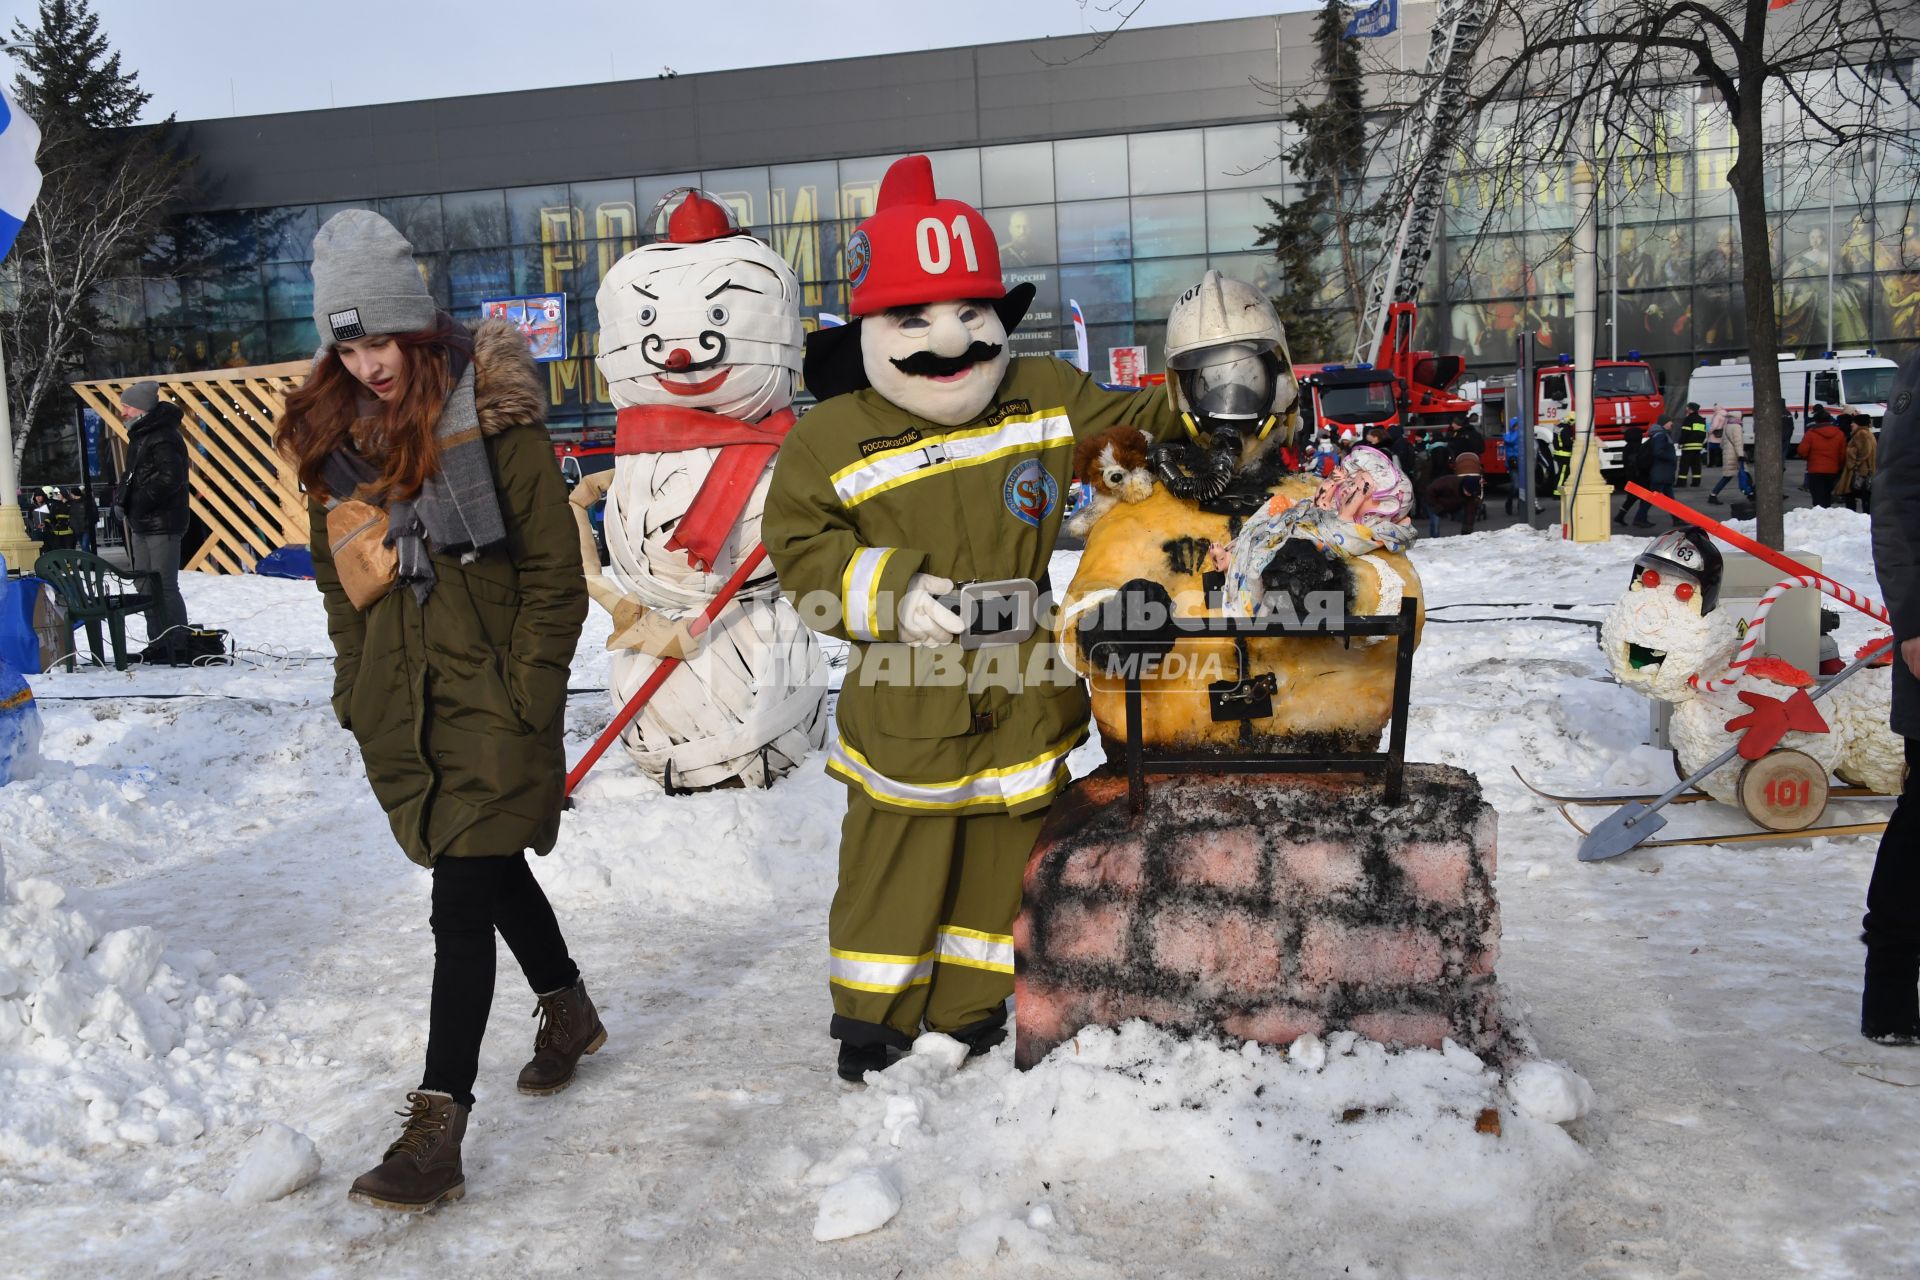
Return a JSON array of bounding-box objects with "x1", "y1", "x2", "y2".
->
[{"x1": 72, "y1": 361, "x2": 311, "y2": 575}]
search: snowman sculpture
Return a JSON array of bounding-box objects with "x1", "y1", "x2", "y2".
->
[
  {"x1": 583, "y1": 191, "x2": 828, "y2": 789},
  {"x1": 1599, "y1": 528, "x2": 1902, "y2": 801}
]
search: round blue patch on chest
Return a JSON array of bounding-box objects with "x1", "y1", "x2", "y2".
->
[{"x1": 1003, "y1": 458, "x2": 1058, "y2": 527}]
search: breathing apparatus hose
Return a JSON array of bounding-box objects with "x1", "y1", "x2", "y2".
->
[{"x1": 1150, "y1": 423, "x2": 1245, "y2": 502}]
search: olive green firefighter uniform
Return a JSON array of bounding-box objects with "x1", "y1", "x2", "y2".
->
[{"x1": 765, "y1": 354, "x2": 1179, "y2": 1050}]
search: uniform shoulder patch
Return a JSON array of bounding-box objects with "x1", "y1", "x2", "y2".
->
[{"x1": 858, "y1": 428, "x2": 923, "y2": 457}]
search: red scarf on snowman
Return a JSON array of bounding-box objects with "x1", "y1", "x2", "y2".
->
[{"x1": 614, "y1": 404, "x2": 795, "y2": 572}]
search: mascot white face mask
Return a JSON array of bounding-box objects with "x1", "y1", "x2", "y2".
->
[
  {"x1": 595, "y1": 194, "x2": 804, "y2": 422},
  {"x1": 800, "y1": 154, "x2": 1035, "y2": 425},
  {"x1": 861, "y1": 299, "x2": 1010, "y2": 427}
]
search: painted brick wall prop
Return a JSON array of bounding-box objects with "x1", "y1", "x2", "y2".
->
[{"x1": 1014, "y1": 765, "x2": 1502, "y2": 1070}]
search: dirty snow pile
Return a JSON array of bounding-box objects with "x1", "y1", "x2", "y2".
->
[
  {"x1": 799, "y1": 1023, "x2": 1588, "y2": 1268},
  {"x1": 0, "y1": 843, "x2": 266, "y2": 1165}
]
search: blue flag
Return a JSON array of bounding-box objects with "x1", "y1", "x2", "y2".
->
[
  {"x1": 0, "y1": 85, "x2": 42, "y2": 264},
  {"x1": 1346, "y1": 0, "x2": 1399, "y2": 38}
]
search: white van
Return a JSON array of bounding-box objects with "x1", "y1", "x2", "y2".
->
[{"x1": 1687, "y1": 351, "x2": 1900, "y2": 440}]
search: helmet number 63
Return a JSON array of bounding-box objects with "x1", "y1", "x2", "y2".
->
[{"x1": 916, "y1": 216, "x2": 980, "y2": 275}]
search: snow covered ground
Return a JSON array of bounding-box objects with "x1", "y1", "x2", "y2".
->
[{"x1": 1, "y1": 507, "x2": 1915, "y2": 1279}]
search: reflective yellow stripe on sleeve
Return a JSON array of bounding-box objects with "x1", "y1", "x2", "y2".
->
[
  {"x1": 829, "y1": 409, "x2": 1073, "y2": 509},
  {"x1": 829, "y1": 946, "x2": 935, "y2": 993},
  {"x1": 936, "y1": 925, "x2": 1015, "y2": 975},
  {"x1": 826, "y1": 732, "x2": 1079, "y2": 811},
  {"x1": 841, "y1": 546, "x2": 897, "y2": 642}
]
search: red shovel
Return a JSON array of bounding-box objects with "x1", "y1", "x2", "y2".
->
[{"x1": 564, "y1": 544, "x2": 768, "y2": 798}]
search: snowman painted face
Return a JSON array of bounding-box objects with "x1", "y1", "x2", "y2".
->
[
  {"x1": 862, "y1": 299, "x2": 1009, "y2": 427},
  {"x1": 1599, "y1": 564, "x2": 1739, "y2": 702},
  {"x1": 595, "y1": 236, "x2": 804, "y2": 421}
]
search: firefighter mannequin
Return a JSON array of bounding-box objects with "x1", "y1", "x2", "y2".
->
[
  {"x1": 583, "y1": 191, "x2": 829, "y2": 789},
  {"x1": 766, "y1": 155, "x2": 1211, "y2": 1082}
]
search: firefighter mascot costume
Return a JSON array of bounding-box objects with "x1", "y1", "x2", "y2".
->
[{"x1": 766, "y1": 155, "x2": 1272, "y2": 1082}]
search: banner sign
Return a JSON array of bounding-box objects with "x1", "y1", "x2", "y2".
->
[
  {"x1": 1108, "y1": 345, "x2": 1148, "y2": 387},
  {"x1": 481, "y1": 294, "x2": 568, "y2": 361},
  {"x1": 1346, "y1": 0, "x2": 1398, "y2": 38}
]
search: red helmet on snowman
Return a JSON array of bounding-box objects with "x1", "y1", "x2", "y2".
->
[{"x1": 804, "y1": 155, "x2": 1035, "y2": 403}]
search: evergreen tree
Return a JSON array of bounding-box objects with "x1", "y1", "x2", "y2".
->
[
  {"x1": 2, "y1": 0, "x2": 185, "y2": 471},
  {"x1": 1255, "y1": 0, "x2": 1372, "y2": 361},
  {"x1": 8, "y1": 0, "x2": 149, "y2": 132}
]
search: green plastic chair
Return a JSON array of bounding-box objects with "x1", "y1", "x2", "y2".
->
[{"x1": 32, "y1": 549, "x2": 160, "y2": 672}]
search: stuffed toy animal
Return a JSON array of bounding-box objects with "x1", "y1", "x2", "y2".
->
[{"x1": 1066, "y1": 426, "x2": 1156, "y2": 537}]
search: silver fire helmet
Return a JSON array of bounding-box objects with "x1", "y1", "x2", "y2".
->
[{"x1": 1163, "y1": 270, "x2": 1298, "y2": 437}]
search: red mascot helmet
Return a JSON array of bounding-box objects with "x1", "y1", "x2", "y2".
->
[{"x1": 847, "y1": 155, "x2": 1005, "y2": 316}]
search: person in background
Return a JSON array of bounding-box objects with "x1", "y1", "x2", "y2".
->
[
  {"x1": 40, "y1": 487, "x2": 75, "y2": 551},
  {"x1": 1862, "y1": 351, "x2": 1920, "y2": 1044},
  {"x1": 274, "y1": 210, "x2": 597, "y2": 1212},
  {"x1": 1501, "y1": 416, "x2": 1524, "y2": 515},
  {"x1": 1451, "y1": 412, "x2": 1485, "y2": 464},
  {"x1": 1452, "y1": 447, "x2": 1483, "y2": 534},
  {"x1": 1639, "y1": 419, "x2": 1678, "y2": 523},
  {"x1": 75, "y1": 484, "x2": 97, "y2": 553},
  {"x1": 1677, "y1": 402, "x2": 1708, "y2": 487},
  {"x1": 1551, "y1": 413, "x2": 1575, "y2": 496},
  {"x1": 1616, "y1": 426, "x2": 1651, "y2": 525},
  {"x1": 116, "y1": 383, "x2": 192, "y2": 662},
  {"x1": 1705, "y1": 407, "x2": 1725, "y2": 471},
  {"x1": 1799, "y1": 408, "x2": 1848, "y2": 508},
  {"x1": 1838, "y1": 409, "x2": 1876, "y2": 513},
  {"x1": 1707, "y1": 409, "x2": 1750, "y2": 505}
]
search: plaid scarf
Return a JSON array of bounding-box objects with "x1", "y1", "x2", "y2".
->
[{"x1": 322, "y1": 346, "x2": 506, "y2": 604}]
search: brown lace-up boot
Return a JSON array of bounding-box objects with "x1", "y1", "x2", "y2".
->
[
  {"x1": 516, "y1": 980, "x2": 608, "y2": 1095},
  {"x1": 347, "y1": 1090, "x2": 467, "y2": 1211}
]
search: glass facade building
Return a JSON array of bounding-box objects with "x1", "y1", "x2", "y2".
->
[{"x1": 86, "y1": 45, "x2": 1920, "y2": 444}]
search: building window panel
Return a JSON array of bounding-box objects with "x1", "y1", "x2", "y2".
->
[
  {"x1": 1057, "y1": 199, "x2": 1131, "y2": 263},
  {"x1": 1131, "y1": 193, "x2": 1207, "y2": 259},
  {"x1": 770, "y1": 162, "x2": 840, "y2": 231},
  {"x1": 258, "y1": 205, "x2": 319, "y2": 264},
  {"x1": 1055, "y1": 135, "x2": 1129, "y2": 201},
  {"x1": 702, "y1": 167, "x2": 772, "y2": 229},
  {"x1": 927, "y1": 148, "x2": 983, "y2": 208},
  {"x1": 1133, "y1": 257, "x2": 1209, "y2": 323},
  {"x1": 981, "y1": 142, "x2": 1054, "y2": 206},
  {"x1": 506, "y1": 185, "x2": 573, "y2": 247},
  {"x1": 571, "y1": 179, "x2": 640, "y2": 249},
  {"x1": 378, "y1": 195, "x2": 444, "y2": 252},
  {"x1": 448, "y1": 249, "x2": 514, "y2": 310},
  {"x1": 441, "y1": 190, "x2": 508, "y2": 252},
  {"x1": 1128, "y1": 130, "x2": 1204, "y2": 196},
  {"x1": 1207, "y1": 188, "x2": 1284, "y2": 255},
  {"x1": 264, "y1": 262, "x2": 314, "y2": 321},
  {"x1": 987, "y1": 205, "x2": 1057, "y2": 269},
  {"x1": 1204, "y1": 123, "x2": 1285, "y2": 190},
  {"x1": 1058, "y1": 263, "x2": 1133, "y2": 326}
]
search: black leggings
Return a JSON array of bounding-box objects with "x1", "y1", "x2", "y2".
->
[
  {"x1": 421, "y1": 853, "x2": 579, "y2": 1108},
  {"x1": 1865, "y1": 738, "x2": 1920, "y2": 950}
]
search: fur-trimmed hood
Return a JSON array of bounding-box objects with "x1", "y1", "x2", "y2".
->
[{"x1": 470, "y1": 317, "x2": 546, "y2": 437}]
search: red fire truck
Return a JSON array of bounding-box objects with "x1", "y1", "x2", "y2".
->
[{"x1": 1468, "y1": 352, "x2": 1665, "y2": 480}]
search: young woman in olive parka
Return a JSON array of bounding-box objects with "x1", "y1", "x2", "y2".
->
[{"x1": 276, "y1": 210, "x2": 601, "y2": 1213}]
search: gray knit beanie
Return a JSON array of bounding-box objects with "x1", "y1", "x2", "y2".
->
[
  {"x1": 310, "y1": 209, "x2": 437, "y2": 349},
  {"x1": 120, "y1": 381, "x2": 160, "y2": 412}
]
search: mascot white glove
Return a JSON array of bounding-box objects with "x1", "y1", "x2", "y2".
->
[{"x1": 898, "y1": 573, "x2": 966, "y2": 648}]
